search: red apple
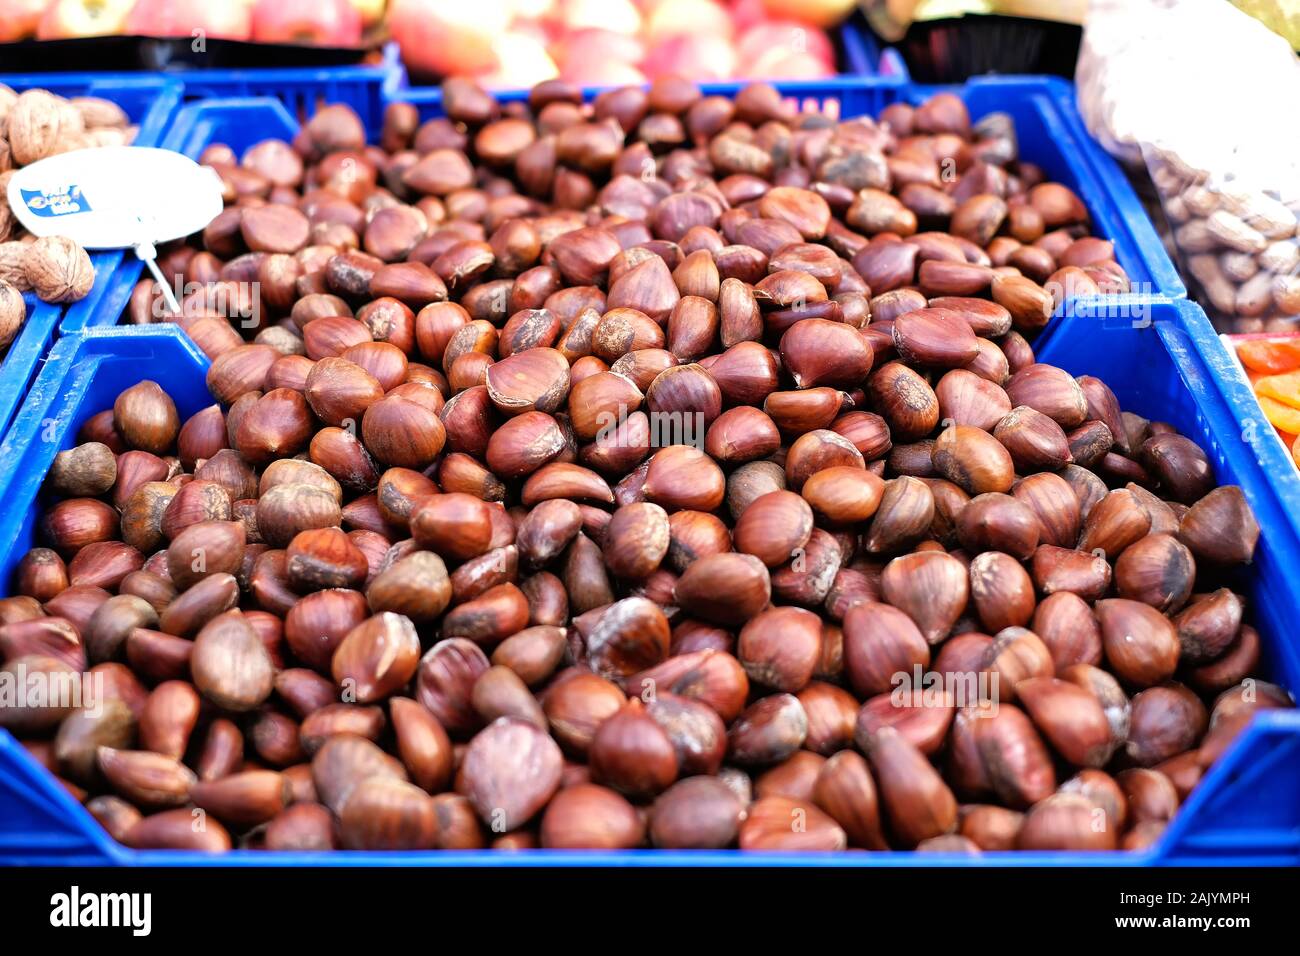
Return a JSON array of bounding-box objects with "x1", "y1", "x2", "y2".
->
[
  {"x1": 644, "y1": 34, "x2": 737, "y2": 81},
  {"x1": 737, "y1": 20, "x2": 836, "y2": 71},
  {"x1": 555, "y1": 28, "x2": 645, "y2": 75},
  {"x1": 124, "y1": 0, "x2": 253, "y2": 40},
  {"x1": 250, "y1": 0, "x2": 363, "y2": 46},
  {"x1": 730, "y1": 0, "x2": 769, "y2": 32},
  {"x1": 388, "y1": 0, "x2": 511, "y2": 77},
  {"x1": 0, "y1": 0, "x2": 49, "y2": 43},
  {"x1": 37, "y1": 0, "x2": 133, "y2": 39}
]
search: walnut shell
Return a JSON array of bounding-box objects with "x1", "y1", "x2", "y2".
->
[
  {"x1": 72, "y1": 96, "x2": 129, "y2": 129},
  {"x1": 24, "y1": 235, "x2": 94, "y2": 304},
  {"x1": 7, "y1": 90, "x2": 83, "y2": 167},
  {"x1": 83, "y1": 127, "x2": 132, "y2": 149},
  {"x1": 0, "y1": 242, "x2": 29, "y2": 291},
  {"x1": 0, "y1": 84, "x2": 16, "y2": 125},
  {"x1": 0, "y1": 278, "x2": 26, "y2": 351},
  {"x1": 0, "y1": 173, "x2": 17, "y2": 242}
]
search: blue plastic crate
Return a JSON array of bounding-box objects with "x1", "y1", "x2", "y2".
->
[
  {"x1": 70, "y1": 76, "x2": 1183, "y2": 345},
  {"x1": 0, "y1": 74, "x2": 182, "y2": 442},
  {"x1": 0, "y1": 296, "x2": 61, "y2": 457},
  {"x1": 1170, "y1": 325, "x2": 1300, "y2": 598},
  {"x1": 168, "y1": 43, "x2": 402, "y2": 142},
  {"x1": 1, "y1": 298, "x2": 1296, "y2": 866}
]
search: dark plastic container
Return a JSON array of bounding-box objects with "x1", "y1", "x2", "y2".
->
[
  {"x1": 0, "y1": 297, "x2": 1295, "y2": 866},
  {"x1": 0, "y1": 74, "x2": 182, "y2": 442}
]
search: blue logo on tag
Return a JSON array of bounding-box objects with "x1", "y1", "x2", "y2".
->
[{"x1": 21, "y1": 185, "x2": 92, "y2": 217}]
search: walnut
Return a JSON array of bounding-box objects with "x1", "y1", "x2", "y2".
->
[
  {"x1": 24, "y1": 235, "x2": 94, "y2": 304},
  {"x1": 72, "y1": 96, "x2": 129, "y2": 130},
  {"x1": 0, "y1": 242, "x2": 31, "y2": 291},
  {"x1": 0, "y1": 171, "x2": 16, "y2": 240},
  {"x1": 7, "y1": 90, "x2": 83, "y2": 167},
  {"x1": 0, "y1": 83, "x2": 16, "y2": 127},
  {"x1": 49, "y1": 131, "x2": 92, "y2": 156},
  {"x1": 0, "y1": 278, "x2": 25, "y2": 352},
  {"x1": 0, "y1": 170, "x2": 16, "y2": 225},
  {"x1": 82, "y1": 127, "x2": 131, "y2": 149}
]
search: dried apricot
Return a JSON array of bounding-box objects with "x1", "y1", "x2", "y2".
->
[
  {"x1": 1255, "y1": 371, "x2": 1300, "y2": 409},
  {"x1": 1256, "y1": 394, "x2": 1300, "y2": 434},
  {"x1": 1237, "y1": 338, "x2": 1300, "y2": 375}
]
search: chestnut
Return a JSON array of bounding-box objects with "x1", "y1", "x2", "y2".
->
[
  {"x1": 588, "y1": 700, "x2": 678, "y2": 798},
  {"x1": 650, "y1": 777, "x2": 743, "y2": 849}
]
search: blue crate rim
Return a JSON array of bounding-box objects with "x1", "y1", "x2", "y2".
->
[{"x1": 1173, "y1": 300, "x2": 1300, "y2": 557}]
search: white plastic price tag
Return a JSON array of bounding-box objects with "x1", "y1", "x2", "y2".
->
[{"x1": 6, "y1": 146, "x2": 225, "y2": 314}]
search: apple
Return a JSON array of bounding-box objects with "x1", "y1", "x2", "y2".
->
[
  {"x1": 510, "y1": 0, "x2": 556, "y2": 21},
  {"x1": 250, "y1": 0, "x2": 363, "y2": 46},
  {"x1": 644, "y1": 0, "x2": 732, "y2": 44},
  {"x1": 759, "y1": 0, "x2": 856, "y2": 29},
  {"x1": 479, "y1": 30, "x2": 560, "y2": 89},
  {"x1": 555, "y1": 27, "x2": 645, "y2": 74},
  {"x1": 743, "y1": 49, "x2": 835, "y2": 80},
  {"x1": 561, "y1": 0, "x2": 640, "y2": 35},
  {"x1": 560, "y1": 58, "x2": 646, "y2": 88},
  {"x1": 736, "y1": 21, "x2": 836, "y2": 72},
  {"x1": 644, "y1": 34, "x2": 737, "y2": 81},
  {"x1": 388, "y1": 0, "x2": 512, "y2": 78},
  {"x1": 36, "y1": 0, "x2": 134, "y2": 39},
  {"x1": 347, "y1": 0, "x2": 387, "y2": 29},
  {"x1": 730, "y1": 0, "x2": 769, "y2": 32},
  {"x1": 0, "y1": 0, "x2": 50, "y2": 43},
  {"x1": 124, "y1": 0, "x2": 253, "y2": 40}
]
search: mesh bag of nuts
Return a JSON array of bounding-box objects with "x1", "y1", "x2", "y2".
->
[{"x1": 1077, "y1": 0, "x2": 1300, "y2": 331}]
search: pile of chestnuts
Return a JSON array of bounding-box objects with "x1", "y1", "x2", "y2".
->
[{"x1": 0, "y1": 76, "x2": 1292, "y2": 854}]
